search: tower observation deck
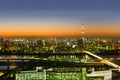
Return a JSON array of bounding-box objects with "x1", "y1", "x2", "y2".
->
[{"x1": 81, "y1": 24, "x2": 85, "y2": 40}]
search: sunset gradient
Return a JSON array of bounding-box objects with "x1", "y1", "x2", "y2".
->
[
  {"x1": 0, "y1": 22, "x2": 120, "y2": 37},
  {"x1": 0, "y1": 0, "x2": 120, "y2": 37}
]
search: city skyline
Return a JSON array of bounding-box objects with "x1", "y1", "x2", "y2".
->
[{"x1": 0, "y1": 0, "x2": 120, "y2": 37}]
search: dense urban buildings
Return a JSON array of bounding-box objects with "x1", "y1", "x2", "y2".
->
[
  {"x1": 0, "y1": 0, "x2": 120, "y2": 80},
  {"x1": 0, "y1": 37, "x2": 119, "y2": 54},
  {"x1": 0, "y1": 37, "x2": 119, "y2": 80},
  {"x1": 0, "y1": 24, "x2": 119, "y2": 80}
]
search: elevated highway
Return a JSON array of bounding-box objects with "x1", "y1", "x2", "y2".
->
[
  {"x1": 0, "y1": 51, "x2": 119, "y2": 70},
  {"x1": 83, "y1": 51, "x2": 120, "y2": 71},
  {"x1": 0, "y1": 51, "x2": 120, "y2": 79}
]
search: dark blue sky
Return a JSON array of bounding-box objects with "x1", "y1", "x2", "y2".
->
[
  {"x1": 0, "y1": 0, "x2": 120, "y2": 10},
  {"x1": 0, "y1": 0, "x2": 120, "y2": 23}
]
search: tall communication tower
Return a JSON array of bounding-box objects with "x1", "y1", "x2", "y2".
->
[
  {"x1": 77, "y1": 24, "x2": 85, "y2": 51},
  {"x1": 81, "y1": 24, "x2": 85, "y2": 40}
]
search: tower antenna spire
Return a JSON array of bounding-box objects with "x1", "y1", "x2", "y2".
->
[{"x1": 81, "y1": 24, "x2": 85, "y2": 40}]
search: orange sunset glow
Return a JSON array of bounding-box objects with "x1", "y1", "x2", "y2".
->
[{"x1": 0, "y1": 22, "x2": 120, "y2": 37}]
